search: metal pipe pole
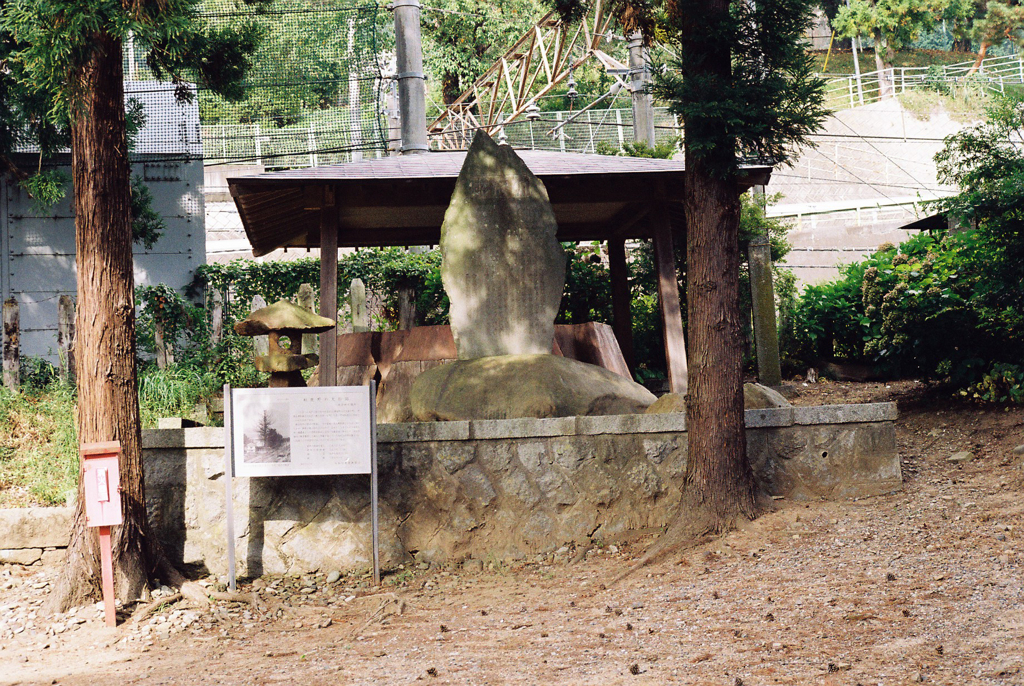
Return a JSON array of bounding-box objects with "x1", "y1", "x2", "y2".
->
[
  {"x1": 846, "y1": 0, "x2": 865, "y2": 105},
  {"x1": 392, "y1": 0, "x2": 429, "y2": 154},
  {"x1": 628, "y1": 32, "x2": 655, "y2": 147}
]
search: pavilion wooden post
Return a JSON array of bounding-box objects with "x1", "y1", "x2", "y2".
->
[
  {"x1": 607, "y1": 238, "x2": 636, "y2": 376},
  {"x1": 319, "y1": 186, "x2": 338, "y2": 387},
  {"x1": 652, "y1": 203, "x2": 688, "y2": 394}
]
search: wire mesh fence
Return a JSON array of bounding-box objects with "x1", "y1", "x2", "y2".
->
[{"x1": 124, "y1": 0, "x2": 390, "y2": 166}]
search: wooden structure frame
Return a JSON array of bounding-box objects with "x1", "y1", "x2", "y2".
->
[{"x1": 228, "y1": 150, "x2": 771, "y2": 394}]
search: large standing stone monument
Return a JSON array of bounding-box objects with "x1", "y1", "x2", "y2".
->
[
  {"x1": 410, "y1": 132, "x2": 656, "y2": 420},
  {"x1": 441, "y1": 131, "x2": 565, "y2": 358}
]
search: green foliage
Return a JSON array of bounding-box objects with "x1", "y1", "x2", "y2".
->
[
  {"x1": 790, "y1": 92, "x2": 1024, "y2": 397},
  {"x1": 655, "y1": 0, "x2": 829, "y2": 173},
  {"x1": 933, "y1": 94, "x2": 1024, "y2": 284},
  {"x1": 130, "y1": 175, "x2": 166, "y2": 249},
  {"x1": 18, "y1": 356, "x2": 59, "y2": 390},
  {"x1": 964, "y1": 363, "x2": 1024, "y2": 403},
  {"x1": 595, "y1": 139, "x2": 678, "y2": 158},
  {"x1": 559, "y1": 243, "x2": 613, "y2": 325},
  {"x1": 138, "y1": 365, "x2": 221, "y2": 427},
  {"x1": 19, "y1": 167, "x2": 68, "y2": 211},
  {"x1": 423, "y1": 0, "x2": 540, "y2": 104},
  {"x1": 792, "y1": 230, "x2": 1024, "y2": 401},
  {"x1": 833, "y1": 0, "x2": 944, "y2": 58}
]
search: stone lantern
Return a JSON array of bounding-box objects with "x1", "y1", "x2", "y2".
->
[{"x1": 234, "y1": 299, "x2": 336, "y2": 387}]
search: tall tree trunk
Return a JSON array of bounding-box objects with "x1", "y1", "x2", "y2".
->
[
  {"x1": 683, "y1": 162, "x2": 762, "y2": 530},
  {"x1": 679, "y1": 0, "x2": 762, "y2": 532},
  {"x1": 871, "y1": 28, "x2": 893, "y2": 98},
  {"x1": 966, "y1": 41, "x2": 992, "y2": 76},
  {"x1": 50, "y1": 31, "x2": 155, "y2": 611}
]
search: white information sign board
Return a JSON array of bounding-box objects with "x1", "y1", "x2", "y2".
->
[
  {"x1": 230, "y1": 386, "x2": 372, "y2": 478},
  {"x1": 223, "y1": 383, "x2": 379, "y2": 590}
]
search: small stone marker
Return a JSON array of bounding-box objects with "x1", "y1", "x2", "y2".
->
[
  {"x1": 251, "y1": 295, "x2": 269, "y2": 357},
  {"x1": 296, "y1": 283, "x2": 318, "y2": 354},
  {"x1": 350, "y1": 278, "x2": 369, "y2": 333},
  {"x1": 3, "y1": 298, "x2": 19, "y2": 391},
  {"x1": 947, "y1": 451, "x2": 974, "y2": 464},
  {"x1": 440, "y1": 131, "x2": 565, "y2": 359},
  {"x1": 57, "y1": 295, "x2": 76, "y2": 385}
]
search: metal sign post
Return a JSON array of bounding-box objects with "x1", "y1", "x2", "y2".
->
[
  {"x1": 224, "y1": 384, "x2": 237, "y2": 592},
  {"x1": 370, "y1": 380, "x2": 379, "y2": 586}
]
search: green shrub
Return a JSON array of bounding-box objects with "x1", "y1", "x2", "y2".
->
[{"x1": 791, "y1": 229, "x2": 1024, "y2": 401}]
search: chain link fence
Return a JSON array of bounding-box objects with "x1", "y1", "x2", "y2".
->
[{"x1": 124, "y1": 0, "x2": 390, "y2": 167}]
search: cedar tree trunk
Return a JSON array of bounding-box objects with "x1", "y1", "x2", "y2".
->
[
  {"x1": 50, "y1": 32, "x2": 155, "y2": 611},
  {"x1": 680, "y1": 0, "x2": 762, "y2": 532}
]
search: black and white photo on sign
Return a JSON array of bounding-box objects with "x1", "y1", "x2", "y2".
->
[{"x1": 240, "y1": 399, "x2": 291, "y2": 464}]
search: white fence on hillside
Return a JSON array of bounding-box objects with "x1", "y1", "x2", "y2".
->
[{"x1": 821, "y1": 53, "x2": 1024, "y2": 109}]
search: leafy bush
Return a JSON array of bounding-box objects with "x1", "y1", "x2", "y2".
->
[{"x1": 791, "y1": 229, "x2": 1024, "y2": 400}]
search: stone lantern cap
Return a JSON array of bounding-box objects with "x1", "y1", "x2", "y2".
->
[
  {"x1": 234, "y1": 299, "x2": 336, "y2": 378},
  {"x1": 233, "y1": 299, "x2": 336, "y2": 337}
]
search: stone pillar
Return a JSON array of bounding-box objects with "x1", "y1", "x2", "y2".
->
[
  {"x1": 210, "y1": 289, "x2": 224, "y2": 346},
  {"x1": 297, "y1": 283, "x2": 318, "y2": 354},
  {"x1": 748, "y1": 234, "x2": 782, "y2": 386},
  {"x1": 3, "y1": 298, "x2": 18, "y2": 391},
  {"x1": 57, "y1": 295, "x2": 75, "y2": 385},
  {"x1": 250, "y1": 296, "x2": 269, "y2": 358}
]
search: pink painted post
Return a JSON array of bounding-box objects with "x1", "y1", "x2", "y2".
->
[
  {"x1": 99, "y1": 526, "x2": 115, "y2": 627},
  {"x1": 81, "y1": 441, "x2": 122, "y2": 628}
]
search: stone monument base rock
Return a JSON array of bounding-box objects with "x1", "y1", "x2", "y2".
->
[
  {"x1": 410, "y1": 353, "x2": 657, "y2": 421},
  {"x1": 645, "y1": 382, "x2": 792, "y2": 414}
]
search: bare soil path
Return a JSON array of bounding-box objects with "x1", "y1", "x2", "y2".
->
[{"x1": 1, "y1": 381, "x2": 1022, "y2": 685}]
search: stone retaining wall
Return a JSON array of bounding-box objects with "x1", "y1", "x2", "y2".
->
[
  {"x1": 0, "y1": 507, "x2": 72, "y2": 565},
  {"x1": 142, "y1": 403, "x2": 900, "y2": 578}
]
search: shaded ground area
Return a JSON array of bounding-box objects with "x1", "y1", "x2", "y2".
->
[{"x1": 1, "y1": 381, "x2": 1022, "y2": 685}]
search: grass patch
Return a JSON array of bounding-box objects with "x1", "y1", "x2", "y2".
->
[
  {"x1": 812, "y1": 49, "x2": 979, "y2": 75},
  {"x1": 897, "y1": 85, "x2": 988, "y2": 123},
  {"x1": 0, "y1": 364, "x2": 223, "y2": 508},
  {"x1": 0, "y1": 384, "x2": 78, "y2": 508},
  {"x1": 138, "y1": 365, "x2": 220, "y2": 428}
]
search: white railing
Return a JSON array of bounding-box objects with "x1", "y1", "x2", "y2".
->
[{"x1": 820, "y1": 52, "x2": 1024, "y2": 109}]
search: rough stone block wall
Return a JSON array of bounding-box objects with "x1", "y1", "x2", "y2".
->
[{"x1": 141, "y1": 404, "x2": 900, "y2": 577}]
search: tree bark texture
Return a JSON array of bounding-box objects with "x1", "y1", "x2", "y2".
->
[
  {"x1": 681, "y1": 0, "x2": 761, "y2": 529},
  {"x1": 52, "y1": 32, "x2": 151, "y2": 611},
  {"x1": 871, "y1": 28, "x2": 893, "y2": 98}
]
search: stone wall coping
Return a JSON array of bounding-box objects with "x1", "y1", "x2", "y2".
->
[
  {"x1": 142, "y1": 402, "x2": 897, "y2": 448},
  {"x1": 143, "y1": 426, "x2": 225, "y2": 449}
]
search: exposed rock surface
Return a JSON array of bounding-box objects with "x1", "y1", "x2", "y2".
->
[
  {"x1": 410, "y1": 354, "x2": 657, "y2": 421},
  {"x1": 743, "y1": 383, "x2": 792, "y2": 409},
  {"x1": 440, "y1": 132, "x2": 565, "y2": 359},
  {"x1": 645, "y1": 383, "x2": 792, "y2": 414}
]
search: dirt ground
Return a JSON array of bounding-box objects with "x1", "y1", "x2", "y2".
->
[{"x1": 1, "y1": 380, "x2": 1022, "y2": 686}]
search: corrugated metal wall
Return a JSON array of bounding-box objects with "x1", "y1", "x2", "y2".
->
[{"x1": 1, "y1": 160, "x2": 205, "y2": 361}]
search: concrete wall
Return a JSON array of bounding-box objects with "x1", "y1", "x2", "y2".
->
[{"x1": 142, "y1": 403, "x2": 900, "y2": 577}]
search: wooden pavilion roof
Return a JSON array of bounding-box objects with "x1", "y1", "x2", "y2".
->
[{"x1": 227, "y1": 149, "x2": 772, "y2": 257}]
